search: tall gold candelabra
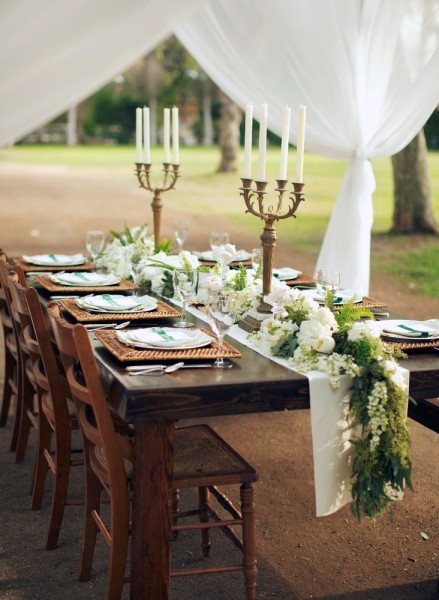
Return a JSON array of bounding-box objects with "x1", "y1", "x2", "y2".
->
[
  {"x1": 240, "y1": 177, "x2": 305, "y2": 316},
  {"x1": 135, "y1": 162, "x2": 180, "y2": 247}
]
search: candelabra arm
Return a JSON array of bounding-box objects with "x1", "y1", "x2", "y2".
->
[{"x1": 134, "y1": 162, "x2": 181, "y2": 247}]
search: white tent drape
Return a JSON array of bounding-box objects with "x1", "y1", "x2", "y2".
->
[
  {"x1": 176, "y1": 0, "x2": 439, "y2": 293},
  {"x1": 1, "y1": 0, "x2": 439, "y2": 293},
  {"x1": 0, "y1": 0, "x2": 205, "y2": 147}
]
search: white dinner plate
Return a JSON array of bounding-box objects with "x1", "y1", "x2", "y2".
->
[
  {"x1": 380, "y1": 319, "x2": 439, "y2": 341},
  {"x1": 50, "y1": 272, "x2": 120, "y2": 287},
  {"x1": 302, "y1": 289, "x2": 362, "y2": 305},
  {"x1": 76, "y1": 294, "x2": 157, "y2": 313},
  {"x1": 273, "y1": 267, "x2": 302, "y2": 281},
  {"x1": 117, "y1": 328, "x2": 212, "y2": 350},
  {"x1": 197, "y1": 250, "x2": 251, "y2": 262},
  {"x1": 23, "y1": 253, "x2": 86, "y2": 266}
]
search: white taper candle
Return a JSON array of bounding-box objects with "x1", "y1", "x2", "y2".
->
[
  {"x1": 257, "y1": 104, "x2": 268, "y2": 182},
  {"x1": 163, "y1": 108, "x2": 170, "y2": 163},
  {"x1": 243, "y1": 104, "x2": 253, "y2": 179},
  {"x1": 172, "y1": 106, "x2": 179, "y2": 165},
  {"x1": 136, "y1": 107, "x2": 142, "y2": 163},
  {"x1": 295, "y1": 105, "x2": 306, "y2": 183},
  {"x1": 279, "y1": 106, "x2": 291, "y2": 180},
  {"x1": 143, "y1": 107, "x2": 150, "y2": 164}
]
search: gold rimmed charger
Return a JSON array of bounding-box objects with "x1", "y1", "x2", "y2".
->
[
  {"x1": 94, "y1": 327, "x2": 242, "y2": 363},
  {"x1": 60, "y1": 298, "x2": 180, "y2": 323}
]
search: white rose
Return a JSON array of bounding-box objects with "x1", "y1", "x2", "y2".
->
[
  {"x1": 199, "y1": 273, "x2": 223, "y2": 295},
  {"x1": 298, "y1": 320, "x2": 335, "y2": 354},
  {"x1": 348, "y1": 320, "x2": 381, "y2": 342},
  {"x1": 265, "y1": 282, "x2": 291, "y2": 307},
  {"x1": 216, "y1": 244, "x2": 236, "y2": 264}
]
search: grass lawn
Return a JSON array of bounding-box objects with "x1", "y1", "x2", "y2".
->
[{"x1": 1, "y1": 144, "x2": 438, "y2": 296}]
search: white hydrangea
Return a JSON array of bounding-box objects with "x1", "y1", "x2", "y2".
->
[{"x1": 347, "y1": 319, "x2": 381, "y2": 342}]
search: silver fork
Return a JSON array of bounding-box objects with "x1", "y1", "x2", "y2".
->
[{"x1": 85, "y1": 320, "x2": 130, "y2": 331}]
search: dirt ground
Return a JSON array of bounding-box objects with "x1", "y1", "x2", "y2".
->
[{"x1": 0, "y1": 162, "x2": 438, "y2": 599}]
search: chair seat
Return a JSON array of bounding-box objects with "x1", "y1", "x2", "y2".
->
[
  {"x1": 95, "y1": 424, "x2": 257, "y2": 488},
  {"x1": 174, "y1": 425, "x2": 258, "y2": 487}
]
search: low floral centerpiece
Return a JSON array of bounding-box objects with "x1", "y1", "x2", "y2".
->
[{"x1": 248, "y1": 284, "x2": 413, "y2": 521}]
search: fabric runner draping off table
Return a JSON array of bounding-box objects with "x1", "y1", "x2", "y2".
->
[{"x1": 184, "y1": 302, "x2": 409, "y2": 517}]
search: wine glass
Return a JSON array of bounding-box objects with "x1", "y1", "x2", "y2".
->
[
  {"x1": 209, "y1": 232, "x2": 229, "y2": 257},
  {"x1": 86, "y1": 230, "x2": 105, "y2": 265},
  {"x1": 174, "y1": 219, "x2": 189, "y2": 252},
  {"x1": 172, "y1": 267, "x2": 198, "y2": 328},
  {"x1": 329, "y1": 271, "x2": 340, "y2": 294},
  {"x1": 207, "y1": 292, "x2": 234, "y2": 369},
  {"x1": 315, "y1": 269, "x2": 327, "y2": 297}
]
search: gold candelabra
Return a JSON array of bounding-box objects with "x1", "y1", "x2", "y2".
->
[
  {"x1": 135, "y1": 162, "x2": 180, "y2": 247},
  {"x1": 240, "y1": 177, "x2": 305, "y2": 319}
]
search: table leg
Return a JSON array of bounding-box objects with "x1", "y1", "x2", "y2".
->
[{"x1": 130, "y1": 419, "x2": 174, "y2": 599}]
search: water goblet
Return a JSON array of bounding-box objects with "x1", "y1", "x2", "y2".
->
[
  {"x1": 172, "y1": 267, "x2": 198, "y2": 328},
  {"x1": 315, "y1": 269, "x2": 327, "y2": 297},
  {"x1": 206, "y1": 292, "x2": 234, "y2": 369},
  {"x1": 209, "y1": 232, "x2": 229, "y2": 257},
  {"x1": 329, "y1": 271, "x2": 341, "y2": 295},
  {"x1": 174, "y1": 219, "x2": 189, "y2": 253},
  {"x1": 85, "y1": 230, "x2": 105, "y2": 265}
]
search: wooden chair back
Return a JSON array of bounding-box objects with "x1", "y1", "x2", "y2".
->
[
  {"x1": 0, "y1": 251, "x2": 18, "y2": 428},
  {"x1": 47, "y1": 301, "x2": 130, "y2": 598}
]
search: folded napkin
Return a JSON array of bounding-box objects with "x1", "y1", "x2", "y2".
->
[
  {"x1": 313, "y1": 289, "x2": 361, "y2": 305},
  {"x1": 381, "y1": 319, "x2": 439, "y2": 339},
  {"x1": 23, "y1": 253, "x2": 85, "y2": 265},
  {"x1": 78, "y1": 294, "x2": 146, "y2": 311},
  {"x1": 125, "y1": 327, "x2": 200, "y2": 347},
  {"x1": 52, "y1": 272, "x2": 120, "y2": 286},
  {"x1": 272, "y1": 267, "x2": 302, "y2": 281}
]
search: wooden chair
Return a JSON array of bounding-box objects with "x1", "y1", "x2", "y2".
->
[
  {"x1": 7, "y1": 275, "x2": 84, "y2": 549},
  {"x1": 48, "y1": 302, "x2": 258, "y2": 600},
  {"x1": 0, "y1": 261, "x2": 37, "y2": 460},
  {"x1": 0, "y1": 251, "x2": 18, "y2": 431}
]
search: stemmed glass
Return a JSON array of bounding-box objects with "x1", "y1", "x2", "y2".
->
[
  {"x1": 174, "y1": 219, "x2": 189, "y2": 253},
  {"x1": 85, "y1": 230, "x2": 105, "y2": 265},
  {"x1": 316, "y1": 269, "x2": 340, "y2": 298},
  {"x1": 209, "y1": 232, "x2": 229, "y2": 257},
  {"x1": 206, "y1": 292, "x2": 234, "y2": 369},
  {"x1": 172, "y1": 267, "x2": 198, "y2": 328}
]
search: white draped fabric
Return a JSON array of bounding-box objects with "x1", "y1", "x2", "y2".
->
[
  {"x1": 177, "y1": 0, "x2": 439, "y2": 293},
  {"x1": 1, "y1": 0, "x2": 439, "y2": 293},
  {"x1": 0, "y1": 0, "x2": 204, "y2": 147}
]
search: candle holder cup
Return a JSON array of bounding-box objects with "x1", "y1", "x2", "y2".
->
[
  {"x1": 239, "y1": 177, "x2": 305, "y2": 331},
  {"x1": 135, "y1": 162, "x2": 180, "y2": 247}
]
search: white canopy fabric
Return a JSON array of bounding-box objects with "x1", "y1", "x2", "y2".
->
[
  {"x1": 0, "y1": 0, "x2": 204, "y2": 147},
  {"x1": 1, "y1": 0, "x2": 439, "y2": 293},
  {"x1": 177, "y1": 0, "x2": 439, "y2": 293}
]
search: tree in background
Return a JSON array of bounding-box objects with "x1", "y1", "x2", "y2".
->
[
  {"x1": 391, "y1": 128, "x2": 438, "y2": 234},
  {"x1": 217, "y1": 91, "x2": 242, "y2": 173}
]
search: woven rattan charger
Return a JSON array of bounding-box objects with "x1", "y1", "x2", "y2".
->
[
  {"x1": 95, "y1": 327, "x2": 241, "y2": 363},
  {"x1": 60, "y1": 298, "x2": 181, "y2": 323}
]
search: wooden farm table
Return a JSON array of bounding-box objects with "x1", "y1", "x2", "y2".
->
[{"x1": 92, "y1": 311, "x2": 439, "y2": 600}]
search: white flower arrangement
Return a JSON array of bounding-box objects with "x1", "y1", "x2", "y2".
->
[
  {"x1": 249, "y1": 289, "x2": 412, "y2": 521},
  {"x1": 96, "y1": 224, "x2": 155, "y2": 279}
]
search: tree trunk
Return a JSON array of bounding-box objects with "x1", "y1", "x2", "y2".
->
[
  {"x1": 202, "y1": 79, "x2": 213, "y2": 146},
  {"x1": 217, "y1": 92, "x2": 242, "y2": 173},
  {"x1": 391, "y1": 130, "x2": 438, "y2": 233}
]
